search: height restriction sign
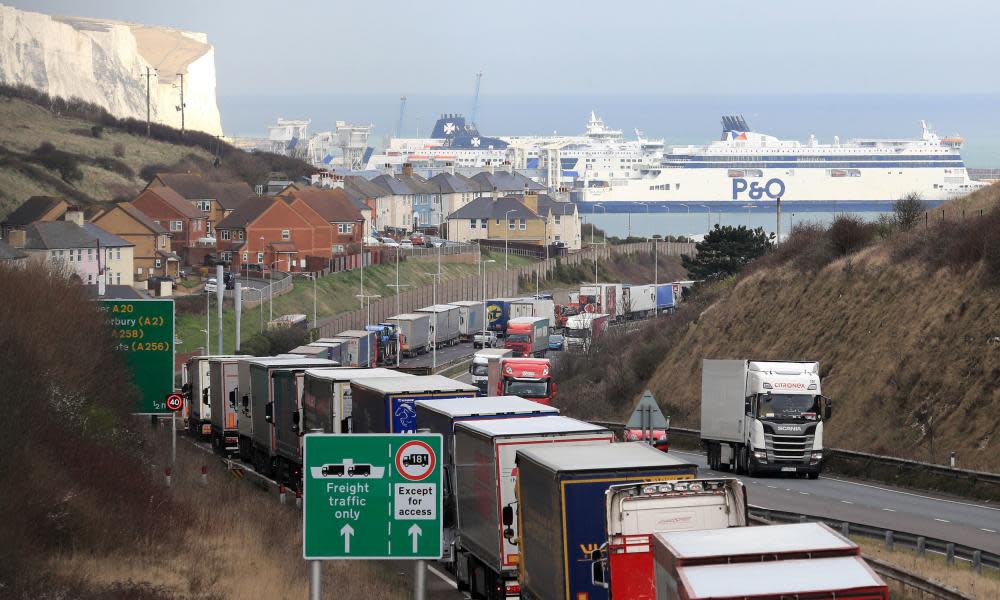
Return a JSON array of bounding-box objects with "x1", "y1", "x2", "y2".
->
[{"x1": 303, "y1": 433, "x2": 443, "y2": 560}]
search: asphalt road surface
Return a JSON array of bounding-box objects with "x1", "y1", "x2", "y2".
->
[
  {"x1": 396, "y1": 339, "x2": 479, "y2": 370},
  {"x1": 670, "y1": 449, "x2": 1000, "y2": 554}
]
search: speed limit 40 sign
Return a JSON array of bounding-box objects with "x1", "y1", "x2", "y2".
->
[{"x1": 165, "y1": 393, "x2": 183, "y2": 412}]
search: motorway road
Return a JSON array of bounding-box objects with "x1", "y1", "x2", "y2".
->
[
  {"x1": 395, "y1": 339, "x2": 479, "y2": 370},
  {"x1": 669, "y1": 449, "x2": 1000, "y2": 554}
]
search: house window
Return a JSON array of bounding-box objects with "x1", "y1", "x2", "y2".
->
[
  {"x1": 87, "y1": 274, "x2": 93, "y2": 283},
  {"x1": 76, "y1": 249, "x2": 82, "y2": 261},
  {"x1": 554, "y1": 215, "x2": 561, "y2": 224},
  {"x1": 508, "y1": 219, "x2": 515, "y2": 230},
  {"x1": 136, "y1": 267, "x2": 142, "y2": 275},
  {"x1": 469, "y1": 219, "x2": 476, "y2": 229},
  {"x1": 221, "y1": 251, "x2": 231, "y2": 262},
  {"x1": 155, "y1": 259, "x2": 162, "y2": 268},
  {"x1": 300, "y1": 259, "x2": 306, "y2": 268},
  {"x1": 332, "y1": 244, "x2": 345, "y2": 254},
  {"x1": 88, "y1": 248, "x2": 93, "y2": 261},
  {"x1": 238, "y1": 230, "x2": 245, "y2": 240},
  {"x1": 242, "y1": 252, "x2": 249, "y2": 263},
  {"x1": 207, "y1": 221, "x2": 213, "y2": 235},
  {"x1": 555, "y1": 234, "x2": 562, "y2": 241},
  {"x1": 116, "y1": 273, "x2": 121, "y2": 285},
  {"x1": 257, "y1": 252, "x2": 264, "y2": 264},
  {"x1": 496, "y1": 219, "x2": 501, "y2": 225},
  {"x1": 519, "y1": 219, "x2": 526, "y2": 231},
  {"x1": 221, "y1": 230, "x2": 231, "y2": 241},
  {"x1": 170, "y1": 220, "x2": 182, "y2": 232},
  {"x1": 282, "y1": 229, "x2": 291, "y2": 240},
  {"x1": 480, "y1": 218, "x2": 487, "y2": 229},
  {"x1": 338, "y1": 223, "x2": 348, "y2": 234},
  {"x1": 115, "y1": 248, "x2": 121, "y2": 260},
  {"x1": 67, "y1": 250, "x2": 74, "y2": 262},
  {"x1": 197, "y1": 200, "x2": 211, "y2": 211}
]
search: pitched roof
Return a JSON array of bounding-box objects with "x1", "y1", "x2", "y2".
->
[
  {"x1": 428, "y1": 172, "x2": 481, "y2": 194},
  {"x1": 211, "y1": 181, "x2": 254, "y2": 210},
  {"x1": 115, "y1": 203, "x2": 168, "y2": 234},
  {"x1": 0, "y1": 239, "x2": 27, "y2": 260},
  {"x1": 536, "y1": 194, "x2": 577, "y2": 216},
  {"x1": 344, "y1": 175, "x2": 389, "y2": 200},
  {"x1": 448, "y1": 195, "x2": 540, "y2": 221},
  {"x1": 396, "y1": 173, "x2": 436, "y2": 195},
  {"x1": 471, "y1": 171, "x2": 545, "y2": 193},
  {"x1": 2, "y1": 196, "x2": 67, "y2": 226},
  {"x1": 215, "y1": 196, "x2": 276, "y2": 230},
  {"x1": 82, "y1": 223, "x2": 134, "y2": 247},
  {"x1": 141, "y1": 187, "x2": 205, "y2": 219},
  {"x1": 370, "y1": 174, "x2": 415, "y2": 196},
  {"x1": 23, "y1": 221, "x2": 97, "y2": 250},
  {"x1": 281, "y1": 187, "x2": 363, "y2": 223},
  {"x1": 149, "y1": 174, "x2": 253, "y2": 210}
]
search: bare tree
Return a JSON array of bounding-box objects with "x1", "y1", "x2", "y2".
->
[{"x1": 894, "y1": 193, "x2": 924, "y2": 231}]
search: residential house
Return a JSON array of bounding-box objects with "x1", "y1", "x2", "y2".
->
[
  {"x1": 83, "y1": 222, "x2": 136, "y2": 286},
  {"x1": 145, "y1": 173, "x2": 252, "y2": 237},
  {"x1": 344, "y1": 175, "x2": 385, "y2": 235},
  {"x1": 0, "y1": 239, "x2": 27, "y2": 266},
  {"x1": 395, "y1": 165, "x2": 438, "y2": 229},
  {"x1": 92, "y1": 203, "x2": 180, "y2": 280},
  {"x1": 470, "y1": 169, "x2": 545, "y2": 198},
  {"x1": 1, "y1": 195, "x2": 69, "y2": 238},
  {"x1": 279, "y1": 185, "x2": 363, "y2": 255},
  {"x1": 428, "y1": 169, "x2": 482, "y2": 238},
  {"x1": 369, "y1": 172, "x2": 415, "y2": 232},
  {"x1": 129, "y1": 187, "x2": 209, "y2": 257},
  {"x1": 536, "y1": 194, "x2": 582, "y2": 250},
  {"x1": 445, "y1": 194, "x2": 545, "y2": 244},
  {"x1": 214, "y1": 196, "x2": 330, "y2": 273}
]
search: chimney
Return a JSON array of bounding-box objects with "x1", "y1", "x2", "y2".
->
[
  {"x1": 8, "y1": 229, "x2": 26, "y2": 249},
  {"x1": 383, "y1": 163, "x2": 394, "y2": 176},
  {"x1": 487, "y1": 161, "x2": 495, "y2": 175},
  {"x1": 491, "y1": 185, "x2": 498, "y2": 199},
  {"x1": 446, "y1": 162, "x2": 455, "y2": 175},
  {"x1": 64, "y1": 205, "x2": 84, "y2": 227},
  {"x1": 505, "y1": 161, "x2": 513, "y2": 174},
  {"x1": 402, "y1": 163, "x2": 413, "y2": 177},
  {"x1": 523, "y1": 187, "x2": 538, "y2": 214}
]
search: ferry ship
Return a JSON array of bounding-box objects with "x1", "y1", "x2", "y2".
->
[{"x1": 573, "y1": 116, "x2": 986, "y2": 206}]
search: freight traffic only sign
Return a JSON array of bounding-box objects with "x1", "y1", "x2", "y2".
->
[
  {"x1": 99, "y1": 299, "x2": 175, "y2": 414},
  {"x1": 303, "y1": 434, "x2": 442, "y2": 560}
]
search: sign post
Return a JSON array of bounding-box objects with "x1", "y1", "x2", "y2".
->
[
  {"x1": 165, "y1": 393, "x2": 183, "y2": 465},
  {"x1": 627, "y1": 390, "x2": 670, "y2": 445},
  {"x1": 303, "y1": 434, "x2": 443, "y2": 598},
  {"x1": 99, "y1": 299, "x2": 175, "y2": 414}
]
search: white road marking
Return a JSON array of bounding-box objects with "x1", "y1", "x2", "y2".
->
[
  {"x1": 841, "y1": 500, "x2": 854, "y2": 504},
  {"x1": 799, "y1": 492, "x2": 810, "y2": 496},
  {"x1": 882, "y1": 508, "x2": 896, "y2": 512},
  {"x1": 427, "y1": 564, "x2": 458, "y2": 588},
  {"x1": 767, "y1": 485, "x2": 777, "y2": 489},
  {"x1": 981, "y1": 528, "x2": 997, "y2": 533},
  {"x1": 934, "y1": 518, "x2": 951, "y2": 523},
  {"x1": 822, "y1": 476, "x2": 1000, "y2": 513}
]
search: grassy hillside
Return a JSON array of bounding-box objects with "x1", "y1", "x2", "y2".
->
[
  {"x1": 558, "y1": 185, "x2": 1000, "y2": 471},
  {"x1": 0, "y1": 85, "x2": 315, "y2": 219}
]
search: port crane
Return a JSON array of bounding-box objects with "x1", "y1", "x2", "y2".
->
[{"x1": 395, "y1": 95, "x2": 407, "y2": 138}]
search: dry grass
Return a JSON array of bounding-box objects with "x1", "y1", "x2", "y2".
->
[
  {"x1": 47, "y1": 429, "x2": 409, "y2": 599},
  {"x1": 855, "y1": 537, "x2": 1000, "y2": 598}
]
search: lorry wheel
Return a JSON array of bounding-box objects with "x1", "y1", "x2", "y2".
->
[{"x1": 808, "y1": 471, "x2": 820, "y2": 480}]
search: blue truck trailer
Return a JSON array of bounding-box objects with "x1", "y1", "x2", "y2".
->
[
  {"x1": 655, "y1": 282, "x2": 676, "y2": 312},
  {"x1": 349, "y1": 375, "x2": 479, "y2": 433},
  {"x1": 516, "y1": 443, "x2": 697, "y2": 600},
  {"x1": 485, "y1": 297, "x2": 527, "y2": 334}
]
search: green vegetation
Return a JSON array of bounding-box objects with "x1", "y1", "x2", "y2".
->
[
  {"x1": 175, "y1": 251, "x2": 536, "y2": 355},
  {"x1": 0, "y1": 85, "x2": 315, "y2": 218},
  {"x1": 680, "y1": 224, "x2": 773, "y2": 280}
]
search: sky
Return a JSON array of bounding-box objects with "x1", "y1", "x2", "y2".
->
[{"x1": 9, "y1": 0, "x2": 1000, "y2": 97}]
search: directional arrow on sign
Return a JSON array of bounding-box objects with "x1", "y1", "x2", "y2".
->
[
  {"x1": 408, "y1": 523, "x2": 422, "y2": 553},
  {"x1": 341, "y1": 523, "x2": 355, "y2": 553}
]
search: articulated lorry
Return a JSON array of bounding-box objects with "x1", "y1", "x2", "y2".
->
[
  {"x1": 510, "y1": 297, "x2": 555, "y2": 325},
  {"x1": 655, "y1": 283, "x2": 675, "y2": 313},
  {"x1": 504, "y1": 316, "x2": 549, "y2": 357},
  {"x1": 590, "y1": 478, "x2": 747, "y2": 599},
  {"x1": 454, "y1": 416, "x2": 614, "y2": 599},
  {"x1": 208, "y1": 356, "x2": 251, "y2": 456},
  {"x1": 470, "y1": 348, "x2": 513, "y2": 394},
  {"x1": 417, "y1": 304, "x2": 461, "y2": 347},
  {"x1": 415, "y1": 397, "x2": 560, "y2": 563},
  {"x1": 565, "y1": 313, "x2": 609, "y2": 352},
  {"x1": 350, "y1": 375, "x2": 478, "y2": 433},
  {"x1": 307, "y1": 339, "x2": 348, "y2": 364},
  {"x1": 497, "y1": 357, "x2": 555, "y2": 405},
  {"x1": 183, "y1": 354, "x2": 248, "y2": 439},
  {"x1": 486, "y1": 297, "x2": 527, "y2": 334},
  {"x1": 390, "y1": 313, "x2": 431, "y2": 357},
  {"x1": 652, "y1": 522, "x2": 886, "y2": 600},
  {"x1": 623, "y1": 284, "x2": 657, "y2": 320},
  {"x1": 236, "y1": 357, "x2": 336, "y2": 470},
  {"x1": 701, "y1": 360, "x2": 832, "y2": 477},
  {"x1": 579, "y1": 284, "x2": 623, "y2": 320},
  {"x1": 450, "y1": 300, "x2": 485, "y2": 341},
  {"x1": 365, "y1": 323, "x2": 401, "y2": 365},
  {"x1": 302, "y1": 368, "x2": 404, "y2": 434},
  {"x1": 333, "y1": 330, "x2": 377, "y2": 368},
  {"x1": 516, "y1": 443, "x2": 697, "y2": 600}
]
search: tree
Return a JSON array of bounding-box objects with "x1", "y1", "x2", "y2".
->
[
  {"x1": 681, "y1": 224, "x2": 774, "y2": 280},
  {"x1": 894, "y1": 193, "x2": 923, "y2": 231}
]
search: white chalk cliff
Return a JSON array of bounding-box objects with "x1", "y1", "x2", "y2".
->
[{"x1": 0, "y1": 3, "x2": 223, "y2": 135}]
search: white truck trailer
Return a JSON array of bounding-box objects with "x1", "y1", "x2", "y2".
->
[
  {"x1": 416, "y1": 304, "x2": 461, "y2": 347},
  {"x1": 700, "y1": 359, "x2": 832, "y2": 478},
  {"x1": 450, "y1": 300, "x2": 485, "y2": 341}
]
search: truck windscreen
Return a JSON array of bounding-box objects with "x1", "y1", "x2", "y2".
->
[
  {"x1": 758, "y1": 394, "x2": 820, "y2": 420},
  {"x1": 470, "y1": 363, "x2": 488, "y2": 376},
  {"x1": 565, "y1": 329, "x2": 586, "y2": 338},
  {"x1": 504, "y1": 380, "x2": 549, "y2": 398},
  {"x1": 506, "y1": 334, "x2": 530, "y2": 343}
]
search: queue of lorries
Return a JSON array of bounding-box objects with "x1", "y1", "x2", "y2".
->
[{"x1": 180, "y1": 332, "x2": 863, "y2": 600}]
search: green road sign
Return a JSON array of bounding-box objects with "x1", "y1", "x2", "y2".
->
[
  {"x1": 303, "y1": 434, "x2": 443, "y2": 560},
  {"x1": 99, "y1": 299, "x2": 175, "y2": 414}
]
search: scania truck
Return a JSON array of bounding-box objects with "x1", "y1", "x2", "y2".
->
[
  {"x1": 700, "y1": 360, "x2": 832, "y2": 478},
  {"x1": 497, "y1": 357, "x2": 555, "y2": 405}
]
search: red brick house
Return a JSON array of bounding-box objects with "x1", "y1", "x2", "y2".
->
[
  {"x1": 145, "y1": 173, "x2": 252, "y2": 238},
  {"x1": 279, "y1": 185, "x2": 364, "y2": 254},
  {"x1": 214, "y1": 196, "x2": 332, "y2": 273},
  {"x1": 129, "y1": 187, "x2": 209, "y2": 257}
]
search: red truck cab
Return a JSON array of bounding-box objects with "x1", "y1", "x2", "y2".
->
[{"x1": 497, "y1": 357, "x2": 555, "y2": 405}]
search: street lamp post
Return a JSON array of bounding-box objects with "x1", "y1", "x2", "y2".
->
[
  {"x1": 698, "y1": 204, "x2": 712, "y2": 231},
  {"x1": 503, "y1": 209, "x2": 516, "y2": 270},
  {"x1": 205, "y1": 287, "x2": 211, "y2": 354},
  {"x1": 593, "y1": 204, "x2": 606, "y2": 283},
  {"x1": 480, "y1": 255, "x2": 496, "y2": 341},
  {"x1": 387, "y1": 245, "x2": 410, "y2": 367}
]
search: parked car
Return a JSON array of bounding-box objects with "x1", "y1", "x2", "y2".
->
[
  {"x1": 400, "y1": 240, "x2": 414, "y2": 250},
  {"x1": 548, "y1": 333, "x2": 565, "y2": 351},
  {"x1": 363, "y1": 236, "x2": 381, "y2": 246},
  {"x1": 429, "y1": 237, "x2": 446, "y2": 247},
  {"x1": 473, "y1": 330, "x2": 500, "y2": 349},
  {"x1": 381, "y1": 239, "x2": 400, "y2": 248},
  {"x1": 204, "y1": 278, "x2": 217, "y2": 293}
]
